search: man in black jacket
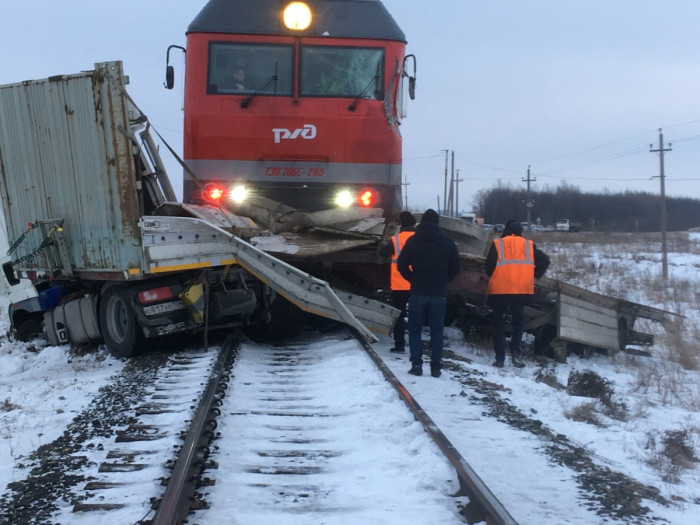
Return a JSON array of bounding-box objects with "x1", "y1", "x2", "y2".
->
[{"x1": 397, "y1": 209, "x2": 461, "y2": 377}]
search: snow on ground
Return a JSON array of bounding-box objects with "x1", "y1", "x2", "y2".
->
[
  {"x1": 0, "y1": 337, "x2": 124, "y2": 491},
  {"x1": 0, "y1": 232, "x2": 698, "y2": 524}
]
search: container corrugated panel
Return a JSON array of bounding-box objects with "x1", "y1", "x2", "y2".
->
[{"x1": 0, "y1": 61, "x2": 142, "y2": 278}]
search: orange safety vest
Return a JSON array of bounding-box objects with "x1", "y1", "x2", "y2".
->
[
  {"x1": 390, "y1": 230, "x2": 414, "y2": 291},
  {"x1": 486, "y1": 236, "x2": 535, "y2": 295}
]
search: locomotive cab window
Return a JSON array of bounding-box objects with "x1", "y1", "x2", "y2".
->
[
  {"x1": 208, "y1": 42, "x2": 293, "y2": 95},
  {"x1": 301, "y1": 46, "x2": 384, "y2": 98}
]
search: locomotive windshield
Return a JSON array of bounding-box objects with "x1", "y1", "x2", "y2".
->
[
  {"x1": 300, "y1": 46, "x2": 384, "y2": 98},
  {"x1": 207, "y1": 42, "x2": 293, "y2": 95},
  {"x1": 206, "y1": 42, "x2": 384, "y2": 99}
]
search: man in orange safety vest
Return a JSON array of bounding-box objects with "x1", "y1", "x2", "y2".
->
[
  {"x1": 485, "y1": 220, "x2": 550, "y2": 368},
  {"x1": 379, "y1": 211, "x2": 416, "y2": 353}
]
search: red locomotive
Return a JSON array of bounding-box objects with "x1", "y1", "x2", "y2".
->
[{"x1": 166, "y1": 0, "x2": 415, "y2": 215}]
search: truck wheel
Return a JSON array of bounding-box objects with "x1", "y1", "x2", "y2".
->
[
  {"x1": 15, "y1": 316, "x2": 44, "y2": 342},
  {"x1": 99, "y1": 287, "x2": 145, "y2": 358},
  {"x1": 245, "y1": 295, "x2": 306, "y2": 342}
]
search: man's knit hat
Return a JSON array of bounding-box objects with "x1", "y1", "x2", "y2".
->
[
  {"x1": 421, "y1": 209, "x2": 440, "y2": 224},
  {"x1": 399, "y1": 211, "x2": 416, "y2": 227},
  {"x1": 502, "y1": 220, "x2": 523, "y2": 236}
]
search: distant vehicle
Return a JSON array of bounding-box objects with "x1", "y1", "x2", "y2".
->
[
  {"x1": 556, "y1": 219, "x2": 570, "y2": 232},
  {"x1": 543, "y1": 225, "x2": 555, "y2": 232},
  {"x1": 494, "y1": 223, "x2": 505, "y2": 232},
  {"x1": 482, "y1": 224, "x2": 494, "y2": 231}
]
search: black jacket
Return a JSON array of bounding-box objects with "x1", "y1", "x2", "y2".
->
[{"x1": 397, "y1": 222, "x2": 461, "y2": 297}]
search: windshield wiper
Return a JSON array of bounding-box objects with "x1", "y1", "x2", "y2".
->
[
  {"x1": 348, "y1": 74, "x2": 381, "y2": 112},
  {"x1": 241, "y1": 63, "x2": 280, "y2": 108}
]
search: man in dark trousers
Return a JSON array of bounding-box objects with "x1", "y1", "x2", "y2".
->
[
  {"x1": 485, "y1": 220, "x2": 550, "y2": 368},
  {"x1": 397, "y1": 209, "x2": 461, "y2": 377},
  {"x1": 379, "y1": 211, "x2": 416, "y2": 353}
]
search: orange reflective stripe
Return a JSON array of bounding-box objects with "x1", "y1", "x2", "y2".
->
[
  {"x1": 486, "y1": 236, "x2": 535, "y2": 295},
  {"x1": 390, "y1": 230, "x2": 414, "y2": 290}
]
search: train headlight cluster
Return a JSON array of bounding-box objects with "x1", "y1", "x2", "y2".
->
[
  {"x1": 201, "y1": 183, "x2": 249, "y2": 205},
  {"x1": 283, "y1": 2, "x2": 312, "y2": 31}
]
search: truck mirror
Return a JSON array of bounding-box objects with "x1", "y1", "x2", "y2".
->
[
  {"x1": 408, "y1": 76, "x2": 416, "y2": 100},
  {"x1": 165, "y1": 65, "x2": 175, "y2": 90},
  {"x1": 2, "y1": 261, "x2": 20, "y2": 286}
]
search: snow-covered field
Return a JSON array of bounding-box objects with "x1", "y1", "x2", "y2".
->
[{"x1": 0, "y1": 232, "x2": 698, "y2": 524}]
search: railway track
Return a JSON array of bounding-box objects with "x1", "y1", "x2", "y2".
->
[
  {"x1": 0, "y1": 329, "x2": 515, "y2": 524},
  {"x1": 154, "y1": 330, "x2": 515, "y2": 525},
  {"x1": 1, "y1": 326, "x2": 674, "y2": 524},
  {"x1": 0, "y1": 344, "x2": 220, "y2": 525}
]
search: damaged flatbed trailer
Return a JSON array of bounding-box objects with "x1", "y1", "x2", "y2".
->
[
  {"x1": 0, "y1": 61, "x2": 398, "y2": 358},
  {"x1": 231, "y1": 202, "x2": 675, "y2": 360},
  {"x1": 446, "y1": 247, "x2": 676, "y2": 362}
]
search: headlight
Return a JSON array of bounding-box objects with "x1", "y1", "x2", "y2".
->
[
  {"x1": 229, "y1": 184, "x2": 249, "y2": 204},
  {"x1": 283, "y1": 2, "x2": 312, "y2": 31},
  {"x1": 335, "y1": 190, "x2": 354, "y2": 208}
]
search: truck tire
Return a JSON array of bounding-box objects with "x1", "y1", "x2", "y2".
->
[
  {"x1": 245, "y1": 295, "x2": 306, "y2": 342},
  {"x1": 14, "y1": 316, "x2": 44, "y2": 342},
  {"x1": 99, "y1": 287, "x2": 145, "y2": 358}
]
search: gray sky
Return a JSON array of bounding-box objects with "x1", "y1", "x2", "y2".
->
[{"x1": 3, "y1": 1, "x2": 700, "y2": 211}]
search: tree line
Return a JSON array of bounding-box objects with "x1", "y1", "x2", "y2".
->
[{"x1": 472, "y1": 183, "x2": 700, "y2": 232}]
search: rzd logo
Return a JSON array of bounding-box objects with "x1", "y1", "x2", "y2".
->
[{"x1": 272, "y1": 124, "x2": 317, "y2": 144}]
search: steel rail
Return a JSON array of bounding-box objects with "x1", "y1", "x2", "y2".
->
[
  {"x1": 151, "y1": 332, "x2": 240, "y2": 525},
  {"x1": 358, "y1": 334, "x2": 518, "y2": 525}
]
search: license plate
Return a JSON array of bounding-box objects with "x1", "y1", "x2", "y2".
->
[{"x1": 143, "y1": 300, "x2": 186, "y2": 316}]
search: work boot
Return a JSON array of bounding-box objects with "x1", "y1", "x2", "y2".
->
[
  {"x1": 390, "y1": 345, "x2": 405, "y2": 353},
  {"x1": 492, "y1": 360, "x2": 504, "y2": 368},
  {"x1": 512, "y1": 356, "x2": 525, "y2": 368},
  {"x1": 408, "y1": 364, "x2": 423, "y2": 376},
  {"x1": 430, "y1": 365, "x2": 441, "y2": 378}
]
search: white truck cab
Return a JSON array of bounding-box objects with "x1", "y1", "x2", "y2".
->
[{"x1": 555, "y1": 219, "x2": 570, "y2": 232}]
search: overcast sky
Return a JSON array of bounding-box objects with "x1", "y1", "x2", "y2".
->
[{"x1": 3, "y1": 1, "x2": 700, "y2": 212}]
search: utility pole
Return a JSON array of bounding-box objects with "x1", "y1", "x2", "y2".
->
[
  {"x1": 650, "y1": 128, "x2": 672, "y2": 280},
  {"x1": 522, "y1": 165, "x2": 535, "y2": 237},
  {"x1": 447, "y1": 150, "x2": 455, "y2": 216},
  {"x1": 455, "y1": 169, "x2": 463, "y2": 218},
  {"x1": 402, "y1": 170, "x2": 410, "y2": 209},
  {"x1": 442, "y1": 150, "x2": 449, "y2": 215}
]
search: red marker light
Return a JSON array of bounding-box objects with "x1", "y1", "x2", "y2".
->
[
  {"x1": 209, "y1": 187, "x2": 224, "y2": 200},
  {"x1": 202, "y1": 184, "x2": 226, "y2": 203},
  {"x1": 359, "y1": 190, "x2": 375, "y2": 207}
]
